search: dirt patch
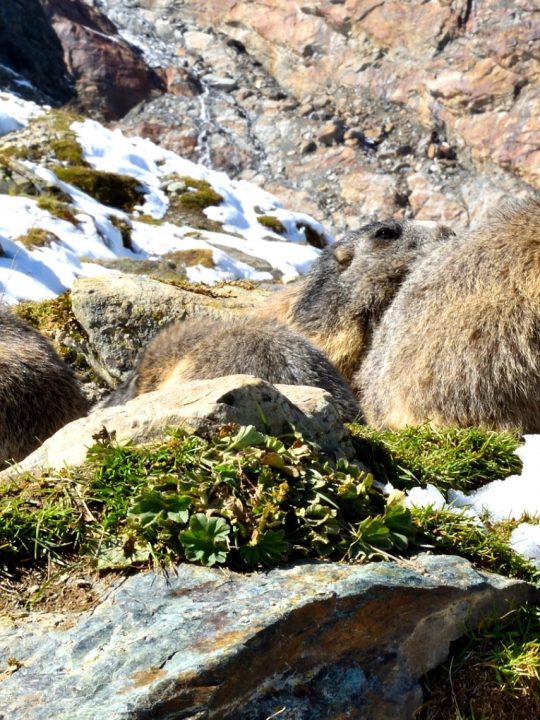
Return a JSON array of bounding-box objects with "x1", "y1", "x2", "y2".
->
[{"x1": 0, "y1": 557, "x2": 118, "y2": 615}]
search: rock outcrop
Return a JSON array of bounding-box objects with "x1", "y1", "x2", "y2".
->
[
  {"x1": 97, "y1": 0, "x2": 538, "y2": 234},
  {"x1": 0, "y1": 554, "x2": 536, "y2": 719},
  {"x1": 39, "y1": 0, "x2": 164, "y2": 119},
  {"x1": 3, "y1": 1, "x2": 536, "y2": 231},
  {"x1": 1, "y1": 375, "x2": 354, "y2": 477},
  {"x1": 0, "y1": 0, "x2": 74, "y2": 105},
  {"x1": 70, "y1": 274, "x2": 272, "y2": 384},
  {"x1": 0, "y1": 0, "x2": 162, "y2": 117}
]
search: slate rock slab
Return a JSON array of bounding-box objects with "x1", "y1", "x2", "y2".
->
[{"x1": 0, "y1": 554, "x2": 536, "y2": 719}]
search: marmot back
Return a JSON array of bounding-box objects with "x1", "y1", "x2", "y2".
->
[
  {"x1": 0, "y1": 309, "x2": 89, "y2": 464},
  {"x1": 261, "y1": 219, "x2": 454, "y2": 379},
  {"x1": 115, "y1": 317, "x2": 360, "y2": 422},
  {"x1": 358, "y1": 197, "x2": 540, "y2": 432}
]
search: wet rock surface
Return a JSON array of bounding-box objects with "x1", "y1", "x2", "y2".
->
[{"x1": 0, "y1": 554, "x2": 536, "y2": 720}]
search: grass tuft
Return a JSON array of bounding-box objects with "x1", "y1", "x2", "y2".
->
[
  {"x1": 416, "y1": 604, "x2": 540, "y2": 719},
  {"x1": 412, "y1": 507, "x2": 538, "y2": 582},
  {"x1": 348, "y1": 424, "x2": 522, "y2": 493}
]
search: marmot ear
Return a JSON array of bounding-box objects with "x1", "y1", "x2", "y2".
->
[
  {"x1": 437, "y1": 225, "x2": 456, "y2": 240},
  {"x1": 333, "y1": 243, "x2": 354, "y2": 268}
]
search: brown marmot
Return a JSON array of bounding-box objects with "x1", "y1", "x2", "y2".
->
[
  {"x1": 260, "y1": 219, "x2": 455, "y2": 379},
  {"x1": 108, "y1": 317, "x2": 360, "y2": 421},
  {"x1": 0, "y1": 308, "x2": 89, "y2": 464},
  {"x1": 108, "y1": 219, "x2": 453, "y2": 420},
  {"x1": 358, "y1": 197, "x2": 540, "y2": 432}
]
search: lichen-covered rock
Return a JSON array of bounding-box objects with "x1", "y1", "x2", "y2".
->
[
  {"x1": 0, "y1": 555, "x2": 536, "y2": 719},
  {"x1": 70, "y1": 273, "x2": 272, "y2": 384}
]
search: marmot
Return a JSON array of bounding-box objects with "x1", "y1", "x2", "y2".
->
[
  {"x1": 260, "y1": 219, "x2": 455, "y2": 379},
  {"x1": 108, "y1": 219, "x2": 453, "y2": 420},
  {"x1": 358, "y1": 197, "x2": 540, "y2": 432},
  {"x1": 109, "y1": 317, "x2": 360, "y2": 421},
  {"x1": 0, "y1": 308, "x2": 89, "y2": 464}
]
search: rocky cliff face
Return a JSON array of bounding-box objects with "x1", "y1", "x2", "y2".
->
[
  {"x1": 0, "y1": 0, "x2": 163, "y2": 118},
  {"x1": 0, "y1": 0, "x2": 74, "y2": 104},
  {"x1": 39, "y1": 0, "x2": 164, "y2": 119},
  {"x1": 97, "y1": 0, "x2": 539, "y2": 232},
  {"x1": 2, "y1": 1, "x2": 537, "y2": 231}
]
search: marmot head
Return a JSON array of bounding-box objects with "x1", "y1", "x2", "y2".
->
[{"x1": 291, "y1": 217, "x2": 455, "y2": 339}]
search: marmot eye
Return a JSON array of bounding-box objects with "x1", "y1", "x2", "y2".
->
[{"x1": 374, "y1": 224, "x2": 402, "y2": 241}]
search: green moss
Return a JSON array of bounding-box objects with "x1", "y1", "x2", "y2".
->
[
  {"x1": 0, "y1": 109, "x2": 87, "y2": 167},
  {"x1": 164, "y1": 200, "x2": 223, "y2": 233},
  {"x1": 134, "y1": 213, "x2": 162, "y2": 225},
  {"x1": 14, "y1": 291, "x2": 84, "y2": 338},
  {"x1": 257, "y1": 215, "x2": 286, "y2": 235},
  {"x1": 49, "y1": 137, "x2": 85, "y2": 165},
  {"x1": 13, "y1": 292, "x2": 89, "y2": 368},
  {"x1": 159, "y1": 175, "x2": 224, "y2": 231},
  {"x1": 36, "y1": 194, "x2": 79, "y2": 225},
  {"x1": 0, "y1": 144, "x2": 41, "y2": 162},
  {"x1": 54, "y1": 166, "x2": 145, "y2": 211},
  {"x1": 164, "y1": 248, "x2": 215, "y2": 268},
  {"x1": 178, "y1": 176, "x2": 222, "y2": 194},
  {"x1": 348, "y1": 424, "x2": 522, "y2": 493},
  {"x1": 0, "y1": 146, "x2": 31, "y2": 161},
  {"x1": 178, "y1": 186, "x2": 223, "y2": 210}
]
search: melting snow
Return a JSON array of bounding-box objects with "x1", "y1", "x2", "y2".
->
[
  {"x1": 406, "y1": 434, "x2": 540, "y2": 567},
  {"x1": 0, "y1": 99, "x2": 331, "y2": 305}
]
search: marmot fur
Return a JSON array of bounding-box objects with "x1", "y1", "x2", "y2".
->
[
  {"x1": 111, "y1": 317, "x2": 360, "y2": 421},
  {"x1": 260, "y1": 219, "x2": 455, "y2": 379},
  {"x1": 108, "y1": 219, "x2": 453, "y2": 420},
  {"x1": 358, "y1": 197, "x2": 540, "y2": 432},
  {"x1": 0, "y1": 308, "x2": 89, "y2": 464}
]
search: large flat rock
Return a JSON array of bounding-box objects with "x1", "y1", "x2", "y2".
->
[{"x1": 0, "y1": 554, "x2": 536, "y2": 719}]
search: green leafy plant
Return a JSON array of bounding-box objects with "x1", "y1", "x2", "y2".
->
[
  {"x1": 180, "y1": 514, "x2": 230, "y2": 566},
  {"x1": 120, "y1": 425, "x2": 413, "y2": 568},
  {"x1": 0, "y1": 425, "x2": 534, "y2": 582}
]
